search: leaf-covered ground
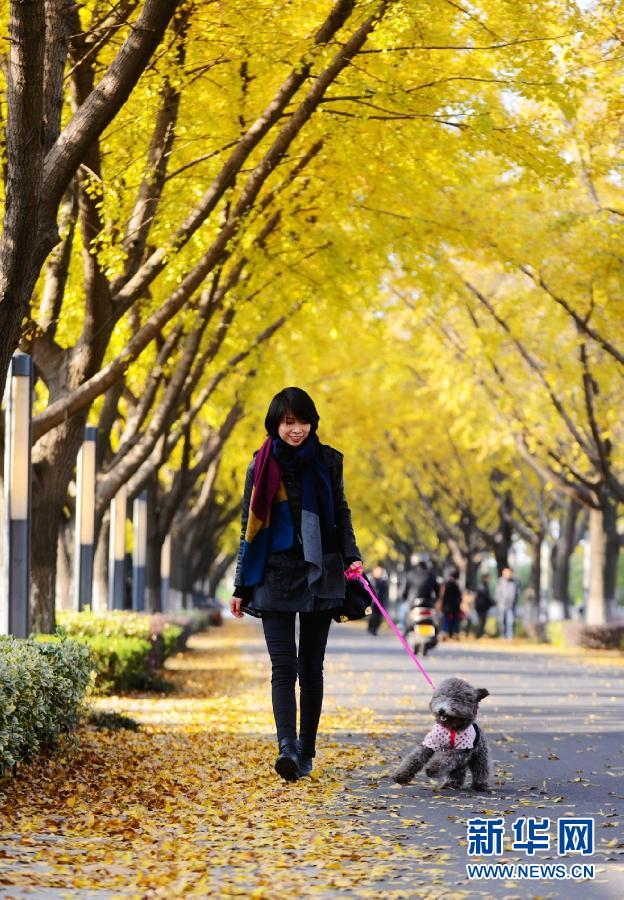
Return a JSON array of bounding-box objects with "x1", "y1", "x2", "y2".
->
[
  {"x1": 0, "y1": 621, "x2": 428, "y2": 897},
  {"x1": 1, "y1": 619, "x2": 623, "y2": 897}
]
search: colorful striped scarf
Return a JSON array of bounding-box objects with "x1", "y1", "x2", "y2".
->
[{"x1": 240, "y1": 434, "x2": 335, "y2": 590}]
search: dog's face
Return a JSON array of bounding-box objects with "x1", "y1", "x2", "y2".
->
[{"x1": 429, "y1": 678, "x2": 489, "y2": 732}]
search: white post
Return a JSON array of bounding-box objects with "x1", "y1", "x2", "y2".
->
[
  {"x1": 161, "y1": 533, "x2": 171, "y2": 612},
  {"x1": 540, "y1": 538, "x2": 550, "y2": 619},
  {"x1": 132, "y1": 491, "x2": 147, "y2": 611},
  {"x1": 2, "y1": 353, "x2": 32, "y2": 637},
  {"x1": 586, "y1": 507, "x2": 607, "y2": 625},
  {"x1": 582, "y1": 533, "x2": 591, "y2": 620},
  {"x1": 108, "y1": 486, "x2": 127, "y2": 609},
  {"x1": 74, "y1": 426, "x2": 97, "y2": 610}
]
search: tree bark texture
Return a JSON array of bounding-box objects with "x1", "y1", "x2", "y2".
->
[
  {"x1": 0, "y1": 0, "x2": 46, "y2": 401},
  {"x1": 31, "y1": 416, "x2": 87, "y2": 631},
  {"x1": 92, "y1": 511, "x2": 110, "y2": 613},
  {"x1": 144, "y1": 476, "x2": 162, "y2": 613},
  {"x1": 587, "y1": 495, "x2": 619, "y2": 625},
  {"x1": 551, "y1": 498, "x2": 583, "y2": 618},
  {"x1": 0, "y1": 0, "x2": 180, "y2": 404}
]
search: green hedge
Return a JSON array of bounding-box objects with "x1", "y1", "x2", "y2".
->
[
  {"x1": 57, "y1": 609, "x2": 152, "y2": 640},
  {"x1": 162, "y1": 624, "x2": 183, "y2": 660},
  {"x1": 73, "y1": 634, "x2": 153, "y2": 694},
  {"x1": 0, "y1": 636, "x2": 93, "y2": 775},
  {"x1": 52, "y1": 610, "x2": 212, "y2": 695},
  {"x1": 58, "y1": 611, "x2": 188, "y2": 662},
  {"x1": 54, "y1": 611, "x2": 192, "y2": 694}
]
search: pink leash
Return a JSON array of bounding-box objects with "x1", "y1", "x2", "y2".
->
[{"x1": 345, "y1": 570, "x2": 435, "y2": 689}]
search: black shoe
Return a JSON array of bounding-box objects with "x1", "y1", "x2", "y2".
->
[
  {"x1": 298, "y1": 755, "x2": 314, "y2": 777},
  {"x1": 275, "y1": 739, "x2": 299, "y2": 782},
  {"x1": 296, "y1": 739, "x2": 314, "y2": 777}
]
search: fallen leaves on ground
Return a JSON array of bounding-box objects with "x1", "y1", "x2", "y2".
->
[{"x1": 0, "y1": 622, "x2": 431, "y2": 897}]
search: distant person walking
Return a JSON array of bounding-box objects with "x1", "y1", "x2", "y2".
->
[
  {"x1": 368, "y1": 563, "x2": 389, "y2": 635},
  {"x1": 438, "y1": 568, "x2": 462, "y2": 640},
  {"x1": 473, "y1": 573, "x2": 494, "y2": 638},
  {"x1": 496, "y1": 567, "x2": 519, "y2": 640},
  {"x1": 399, "y1": 560, "x2": 439, "y2": 630}
]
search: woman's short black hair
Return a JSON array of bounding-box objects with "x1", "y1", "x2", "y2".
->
[{"x1": 264, "y1": 387, "x2": 319, "y2": 438}]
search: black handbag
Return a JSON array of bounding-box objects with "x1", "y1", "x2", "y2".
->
[{"x1": 333, "y1": 570, "x2": 376, "y2": 623}]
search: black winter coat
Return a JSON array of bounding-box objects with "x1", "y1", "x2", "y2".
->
[
  {"x1": 440, "y1": 578, "x2": 462, "y2": 615},
  {"x1": 233, "y1": 444, "x2": 361, "y2": 616},
  {"x1": 402, "y1": 568, "x2": 439, "y2": 606},
  {"x1": 474, "y1": 584, "x2": 494, "y2": 614}
]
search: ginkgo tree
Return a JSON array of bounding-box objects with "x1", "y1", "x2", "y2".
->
[{"x1": 2, "y1": 0, "x2": 615, "y2": 630}]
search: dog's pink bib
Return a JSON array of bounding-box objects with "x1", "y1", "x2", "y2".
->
[{"x1": 423, "y1": 723, "x2": 476, "y2": 751}]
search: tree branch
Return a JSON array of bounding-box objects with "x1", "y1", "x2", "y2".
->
[
  {"x1": 463, "y1": 278, "x2": 593, "y2": 455},
  {"x1": 110, "y1": 0, "x2": 379, "y2": 310},
  {"x1": 519, "y1": 265, "x2": 624, "y2": 367},
  {"x1": 41, "y1": 0, "x2": 181, "y2": 220}
]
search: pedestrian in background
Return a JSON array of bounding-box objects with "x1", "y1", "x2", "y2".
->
[
  {"x1": 473, "y1": 573, "x2": 494, "y2": 638},
  {"x1": 496, "y1": 566, "x2": 519, "y2": 640},
  {"x1": 368, "y1": 563, "x2": 388, "y2": 635},
  {"x1": 438, "y1": 567, "x2": 462, "y2": 640},
  {"x1": 399, "y1": 559, "x2": 439, "y2": 631}
]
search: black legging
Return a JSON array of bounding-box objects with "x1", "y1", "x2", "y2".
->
[{"x1": 261, "y1": 611, "x2": 333, "y2": 758}]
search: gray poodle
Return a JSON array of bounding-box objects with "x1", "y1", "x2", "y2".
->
[{"x1": 393, "y1": 677, "x2": 491, "y2": 791}]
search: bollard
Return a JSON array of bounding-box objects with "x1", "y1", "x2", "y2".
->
[
  {"x1": 132, "y1": 491, "x2": 147, "y2": 611},
  {"x1": 74, "y1": 426, "x2": 97, "y2": 610},
  {"x1": 2, "y1": 354, "x2": 33, "y2": 637},
  {"x1": 161, "y1": 533, "x2": 171, "y2": 612},
  {"x1": 109, "y1": 486, "x2": 127, "y2": 609}
]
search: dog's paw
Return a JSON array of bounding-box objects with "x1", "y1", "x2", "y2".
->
[
  {"x1": 472, "y1": 782, "x2": 491, "y2": 792},
  {"x1": 393, "y1": 771, "x2": 412, "y2": 785}
]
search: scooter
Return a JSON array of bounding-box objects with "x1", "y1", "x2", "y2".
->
[{"x1": 404, "y1": 598, "x2": 438, "y2": 656}]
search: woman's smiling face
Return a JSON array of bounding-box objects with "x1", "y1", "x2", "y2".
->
[{"x1": 278, "y1": 412, "x2": 311, "y2": 446}]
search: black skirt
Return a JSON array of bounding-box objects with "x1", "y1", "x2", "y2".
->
[{"x1": 241, "y1": 546, "x2": 345, "y2": 618}]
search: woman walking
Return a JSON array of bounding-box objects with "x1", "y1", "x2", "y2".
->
[{"x1": 230, "y1": 387, "x2": 362, "y2": 782}]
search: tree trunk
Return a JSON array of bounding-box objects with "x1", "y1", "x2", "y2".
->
[
  {"x1": 56, "y1": 515, "x2": 73, "y2": 612},
  {"x1": 493, "y1": 490, "x2": 513, "y2": 575},
  {"x1": 31, "y1": 483, "x2": 64, "y2": 632},
  {"x1": 525, "y1": 534, "x2": 543, "y2": 639},
  {"x1": 142, "y1": 475, "x2": 162, "y2": 613},
  {"x1": 0, "y1": 471, "x2": 5, "y2": 592},
  {"x1": 31, "y1": 416, "x2": 87, "y2": 631},
  {"x1": 465, "y1": 552, "x2": 482, "y2": 591},
  {"x1": 446, "y1": 537, "x2": 466, "y2": 585},
  {"x1": 205, "y1": 551, "x2": 235, "y2": 599},
  {"x1": 603, "y1": 496, "x2": 620, "y2": 621},
  {"x1": 1, "y1": 0, "x2": 181, "y2": 399},
  {"x1": 551, "y1": 498, "x2": 582, "y2": 618},
  {"x1": 586, "y1": 495, "x2": 619, "y2": 624},
  {"x1": 529, "y1": 535, "x2": 542, "y2": 599},
  {"x1": 169, "y1": 530, "x2": 188, "y2": 609},
  {"x1": 0, "y1": 0, "x2": 47, "y2": 401},
  {"x1": 145, "y1": 532, "x2": 162, "y2": 613},
  {"x1": 145, "y1": 494, "x2": 161, "y2": 615}
]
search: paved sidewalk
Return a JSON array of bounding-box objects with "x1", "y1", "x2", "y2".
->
[{"x1": 241, "y1": 615, "x2": 624, "y2": 897}]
